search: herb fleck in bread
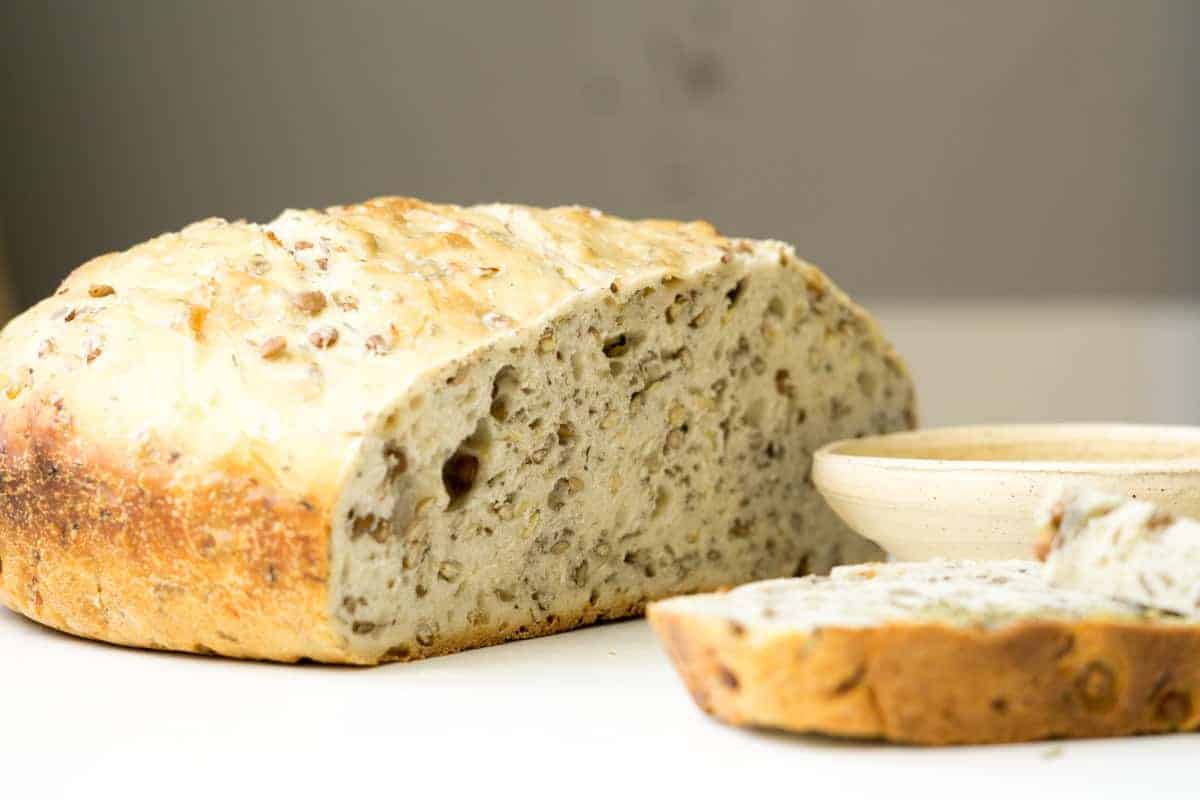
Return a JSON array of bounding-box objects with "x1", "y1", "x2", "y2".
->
[
  {"x1": 1037, "y1": 486, "x2": 1200, "y2": 615},
  {"x1": 0, "y1": 197, "x2": 914, "y2": 663},
  {"x1": 648, "y1": 560, "x2": 1200, "y2": 744}
]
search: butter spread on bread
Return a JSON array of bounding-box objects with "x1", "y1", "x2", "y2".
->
[{"x1": 1038, "y1": 486, "x2": 1200, "y2": 615}]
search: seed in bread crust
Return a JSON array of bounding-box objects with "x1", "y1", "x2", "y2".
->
[
  {"x1": 88, "y1": 284, "x2": 115, "y2": 298},
  {"x1": 365, "y1": 334, "x2": 390, "y2": 354},
  {"x1": 415, "y1": 622, "x2": 437, "y2": 646},
  {"x1": 309, "y1": 326, "x2": 339, "y2": 349},
  {"x1": 1147, "y1": 511, "x2": 1175, "y2": 531},
  {"x1": 831, "y1": 663, "x2": 867, "y2": 695},
  {"x1": 293, "y1": 290, "x2": 327, "y2": 315},
  {"x1": 81, "y1": 338, "x2": 102, "y2": 363},
  {"x1": 384, "y1": 644, "x2": 411, "y2": 660},
  {"x1": 1156, "y1": 690, "x2": 1193, "y2": 727},
  {"x1": 1076, "y1": 661, "x2": 1118, "y2": 713},
  {"x1": 259, "y1": 336, "x2": 287, "y2": 359},
  {"x1": 716, "y1": 665, "x2": 740, "y2": 689}
]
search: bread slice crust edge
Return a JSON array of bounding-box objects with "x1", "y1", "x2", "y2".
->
[
  {"x1": 0, "y1": 422, "x2": 344, "y2": 662},
  {"x1": 648, "y1": 605, "x2": 1200, "y2": 745}
]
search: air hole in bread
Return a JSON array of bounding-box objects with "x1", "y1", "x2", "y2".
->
[
  {"x1": 557, "y1": 421, "x2": 576, "y2": 446},
  {"x1": 602, "y1": 332, "x2": 642, "y2": 358},
  {"x1": 652, "y1": 486, "x2": 671, "y2": 519},
  {"x1": 489, "y1": 366, "x2": 519, "y2": 422},
  {"x1": 383, "y1": 443, "x2": 407, "y2": 482},
  {"x1": 442, "y1": 452, "x2": 479, "y2": 510},
  {"x1": 547, "y1": 478, "x2": 570, "y2": 511},
  {"x1": 665, "y1": 294, "x2": 685, "y2": 324},
  {"x1": 774, "y1": 369, "x2": 794, "y2": 397},
  {"x1": 726, "y1": 279, "x2": 746, "y2": 308}
]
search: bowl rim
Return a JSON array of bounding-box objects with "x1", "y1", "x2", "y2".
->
[{"x1": 814, "y1": 423, "x2": 1200, "y2": 475}]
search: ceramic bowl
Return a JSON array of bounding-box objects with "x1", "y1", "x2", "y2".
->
[{"x1": 812, "y1": 424, "x2": 1200, "y2": 560}]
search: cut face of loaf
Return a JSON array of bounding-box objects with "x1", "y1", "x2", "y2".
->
[
  {"x1": 0, "y1": 197, "x2": 914, "y2": 663},
  {"x1": 1038, "y1": 486, "x2": 1200, "y2": 615},
  {"x1": 649, "y1": 561, "x2": 1200, "y2": 744},
  {"x1": 335, "y1": 257, "x2": 912, "y2": 662}
]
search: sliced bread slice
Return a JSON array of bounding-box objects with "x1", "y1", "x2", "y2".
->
[
  {"x1": 1037, "y1": 486, "x2": 1200, "y2": 615},
  {"x1": 647, "y1": 560, "x2": 1200, "y2": 744}
]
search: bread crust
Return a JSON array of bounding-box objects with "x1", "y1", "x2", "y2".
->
[
  {"x1": 648, "y1": 605, "x2": 1200, "y2": 745},
  {"x1": 0, "y1": 410, "x2": 346, "y2": 662}
]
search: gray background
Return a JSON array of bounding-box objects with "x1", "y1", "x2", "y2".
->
[{"x1": 2, "y1": 0, "x2": 1197, "y2": 306}]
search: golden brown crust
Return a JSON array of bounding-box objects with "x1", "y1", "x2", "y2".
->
[
  {"x1": 0, "y1": 414, "x2": 345, "y2": 662},
  {"x1": 648, "y1": 607, "x2": 1200, "y2": 745}
]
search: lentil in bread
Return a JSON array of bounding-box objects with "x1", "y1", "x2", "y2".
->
[
  {"x1": 0, "y1": 196, "x2": 914, "y2": 663},
  {"x1": 649, "y1": 560, "x2": 1200, "y2": 744}
]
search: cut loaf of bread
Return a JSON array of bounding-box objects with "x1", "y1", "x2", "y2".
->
[
  {"x1": 1037, "y1": 486, "x2": 1200, "y2": 615},
  {"x1": 0, "y1": 197, "x2": 914, "y2": 663},
  {"x1": 648, "y1": 560, "x2": 1200, "y2": 744}
]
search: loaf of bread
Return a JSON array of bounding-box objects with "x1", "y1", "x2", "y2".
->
[
  {"x1": 1037, "y1": 486, "x2": 1200, "y2": 615},
  {"x1": 648, "y1": 560, "x2": 1200, "y2": 744},
  {"x1": 0, "y1": 197, "x2": 914, "y2": 663}
]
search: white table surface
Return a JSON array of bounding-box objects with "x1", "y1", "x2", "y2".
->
[{"x1": 2, "y1": 606, "x2": 1194, "y2": 800}]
